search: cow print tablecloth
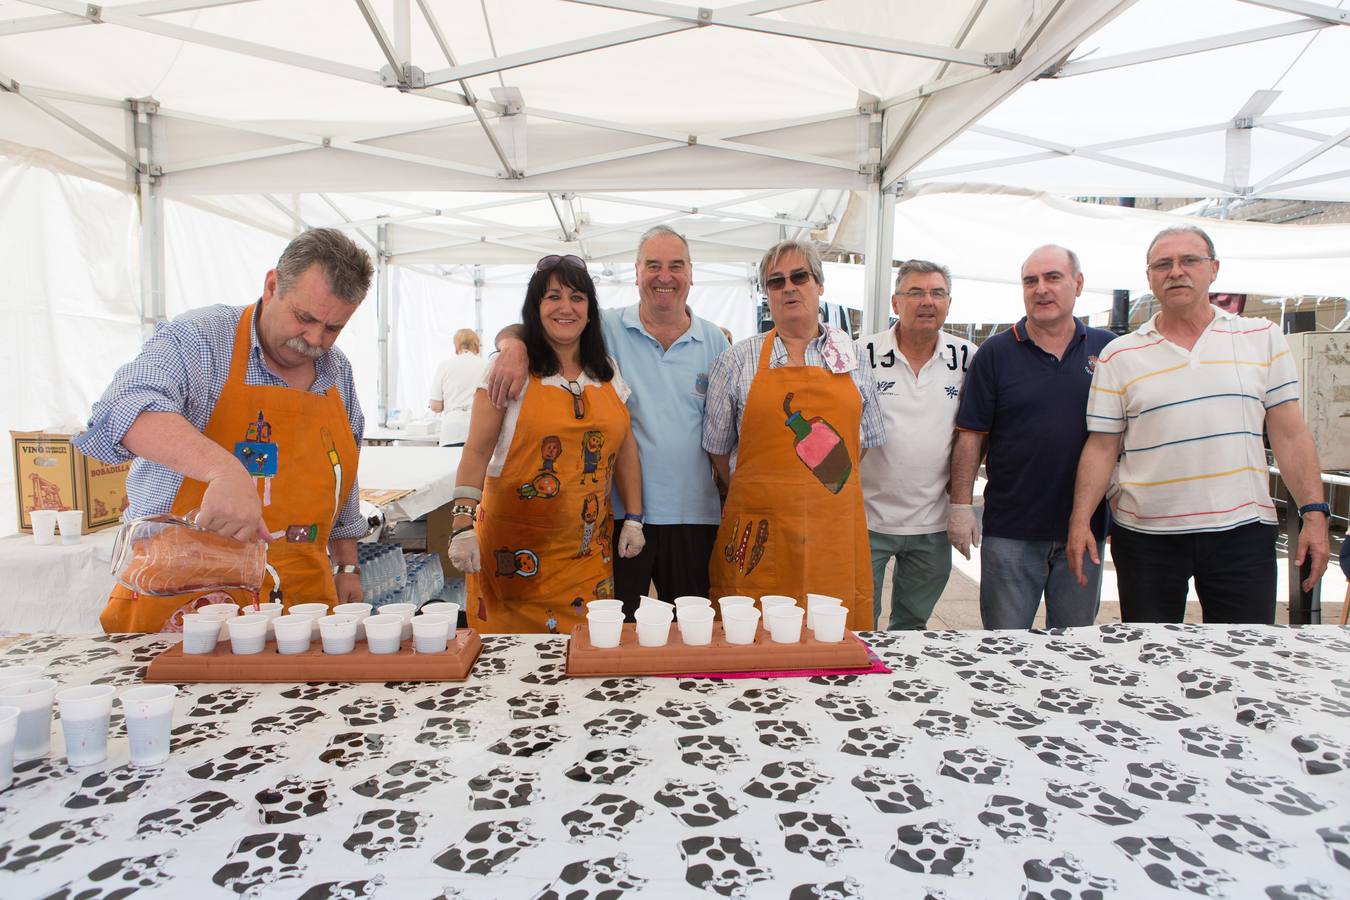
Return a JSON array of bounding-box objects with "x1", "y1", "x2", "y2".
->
[{"x1": 0, "y1": 624, "x2": 1347, "y2": 899}]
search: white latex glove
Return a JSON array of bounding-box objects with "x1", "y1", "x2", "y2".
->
[
  {"x1": 617, "y1": 519, "x2": 645, "y2": 558},
  {"x1": 947, "y1": 504, "x2": 981, "y2": 560},
  {"x1": 449, "y1": 529, "x2": 481, "y2": 574}
]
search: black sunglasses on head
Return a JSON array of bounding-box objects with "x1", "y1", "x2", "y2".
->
[
  {"x1": 536, "y1": 254, "x2": 588, "y2": 272},
  {"x1": 764, "y1": 270, "x2": 813, "y2": 292}
]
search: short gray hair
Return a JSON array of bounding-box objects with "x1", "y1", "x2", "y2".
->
[
  {"x1": 275, "y1": 228, "x2": 374, "y2": 304},
  {"x1": 1026, "y1": 244, "x2": 1081, "y2": 277},
  {"x1": 895, "y1": 258, "x2": 951, "y2": 292},
  {"x1": 636, "y1": 224, "x2": 690, "y2": 260},
  {"x1": 1146, "y1": 225, "x2": 1216, "y2": 261},
  {"x1": 759, "y1": 239, "x2": 824, "y2": 290}
]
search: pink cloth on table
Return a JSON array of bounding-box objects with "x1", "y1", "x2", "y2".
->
[{"x1": 658, "y1": 634, "x2": 891, "y2": 679}]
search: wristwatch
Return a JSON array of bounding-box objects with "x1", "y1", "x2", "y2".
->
[
  {"x1": 331, "y1": 564, "x2": 361, "y2": 575},
  {"x1": 1297, "y1": 502, "x2": 1330, "y2": 518},
  {"x1": 623, "y1": 513, "x2": 644, "y2": 524}
]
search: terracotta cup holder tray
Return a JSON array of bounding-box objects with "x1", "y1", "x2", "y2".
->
[
  {"x1": 145, "y1": 630, "x2": 483, "y2": 683},
  {"x1": 565, "y1": 623, "x2": 870, "y2": 677}
]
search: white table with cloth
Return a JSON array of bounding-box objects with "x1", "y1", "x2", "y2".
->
[
  {"x1": 0, "y1": 624, "x2": 1347, "y2": 898},
  {"x1": 0, "y1": 529, "x2": 118, "y2": 633}
]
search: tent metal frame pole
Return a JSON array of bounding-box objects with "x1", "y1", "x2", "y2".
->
[
  {"x1": 0, "y1": 71, "x2": 139, "y2": 169},
  {"x1": 2, "y1": 0, "x2": 260, "y2": 37},
  {"x1": 414, "y1": 0, "x2": 522, "y2": 178},
  {"x1": 881, "y1": 0, "x2": 989, "y2": 175},
  {"x1": 1235, "y1": 0, "x2": 1350, "y2": 25},
  {"x1": 20, "y1": 0, "x2": 390, "y2": 86},
  {"x1": 564, "y1": 0, "x2": 1004, "y2": 67},
  {"x1": 131, "y1": 98, "x2": 166, "y2": 337},
  {"x1": 860, "y1": 182, "x2": 896, "y2": 336},
  {"x1": 1053, "y1": 19, "x2": 1330, "y2": 77},
  {"x1": 376, "y1": 224, "x2": 391, "y2": 428},
  {"x1": 474, "y1": 265, "x2": 485, "y2": 338},
  {"x1": 1251, "y1": 123, "x2": 1350, "y2": 193},
  {"x1": 419, "y1": 0, "x2": 811, "y2": 86}
]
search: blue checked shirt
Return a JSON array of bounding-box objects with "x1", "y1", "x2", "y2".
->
[
  {"x1": 75, "y1": 303, "x2": 366, "y2": 539},
  {"x1": 702, "y1": 327, "x2": 885, "y2": 460}
]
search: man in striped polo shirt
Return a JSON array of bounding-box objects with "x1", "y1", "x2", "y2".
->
[{"x1": 1067, "y1": 226, "x2": 1329, "y2": 624}]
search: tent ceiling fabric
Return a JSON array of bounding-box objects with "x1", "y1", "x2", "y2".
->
[
  {"x1": 911, "y1": 0, "x2": 1350, "y2": 200},
  {"x1": 0, "y1": 0, "x2": 1122, "y2": 197}
]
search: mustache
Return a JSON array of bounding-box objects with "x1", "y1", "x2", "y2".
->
[{"x1": 284, "y1": 336, "x2": 325, "y2": 359}]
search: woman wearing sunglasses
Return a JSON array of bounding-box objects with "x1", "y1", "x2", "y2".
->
[
  {"x1": 448, "y1": 255, "x2": 644, "y2": 633},
  {"x1": 702, "y1": 240, "x2": 884, "y2": 633}
]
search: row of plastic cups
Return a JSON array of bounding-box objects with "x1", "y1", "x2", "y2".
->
[
  {"x1": 0, "y1": 679, "x2": 177, "y2": 784},
  {"x1": 182, "y1": 602, "x2": 460, "y2": 655}
]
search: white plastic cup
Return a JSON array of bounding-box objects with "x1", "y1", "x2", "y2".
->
[
  {"x1": 638, "y1": 596, "x2": 675, "y2": 618},
  {"x1": 634, "y1": 606, "x2": 673, "y2": 647},
  {"x1": 253, "y1": 602, "x2": 284, "y2": 640},
  {"x1": 0, "y1": 706, "x2": 19, "y2": 788},
  {"x1": 120, "y1": 684, "x2": 177, "y2": 767},
  {"x1": 418, "y1": 602, "x2": 457, "y2": 622},
  {"x1": 56, "y1": 510, "x2": 84, "y2": 545},
  {"x1": 380, "y1": 603, "x2": 417, "y2": 641},
  {"x1": 805, "y1": 593, "x2": 844, "y2": 631},
  {"x1": 587, "y1": 610, "x2": 624, "y2": 649},
  {"x1": 424, "y1": 603, "x2": 459, "y2": 642},
  {"x1": 0, "y1": 678, "x2": 57, "y2": 761},
  {"x1": 765, "y1": 605, "x2": 805, "y2": 644},
  {"x1": 673, "y1": 595, "x2": 712, "y2": 611},
  {"x1": 412, "y1": 614, "x2": 452, "y2": 654},
  {"x1": 587, "y1": 599, "x2": 623, "y2": 615},
  {"x1": 180, "y1": 614, "x2": 222, "y2": 655},
  {"x1": 717, "y1": 595, "x2": 756, "y2": 616},
  {"x1": 271, "y1": 614, "x2": 314, "y2": 655},
  {"x1": 227, "y1": 614, "x2": 269, "y2": 655},
  {"x1": 319, "y1": 614, "x2": 358, "y2": 655},
  {"x1": 759, "y1": 595, "x2": 797, "y2": 615},
  {"x1": 29, "y1": 510, "x2": 58, "y2": 546},
  {"x1": 56, "y1": 684, "x2": 115, "y2": 767},
  {"x1": 0, "y1": 665, "x2": 46, "y2": 688},
  {"x1": 333, "y1": 602, "x2": 373, "y2": 641},
  {"x1": 198, "y1": 603, "x2": 240, "y2": 641},
  {"x1": 364, "y1": 614, "x2": 404, "y2": 654},
  {"x1": 677, "y1": 606, "x2": 715, "y2": 646},
  {"x1": 722, "y1": 606, "x2": 761, "y2": 645},
  {"x1": 812, "y1": 604, "x2": 848, "y2": 643},
  {"x1": 288, "y1": 603, "x2": 330, "y2": 640}
]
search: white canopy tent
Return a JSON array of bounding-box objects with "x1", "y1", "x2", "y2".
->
[{"x1": 4, "y1": 0, "x2": 1350, "y2": 533}]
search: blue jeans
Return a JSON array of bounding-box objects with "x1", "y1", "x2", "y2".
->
[{"x1": 979, "y1": 535, "x2": 1104, "y2": 629}]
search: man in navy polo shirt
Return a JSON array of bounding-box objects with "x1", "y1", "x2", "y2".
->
[{"x1": 949, "y1": 245, "x2": 1114, "y2": 629}]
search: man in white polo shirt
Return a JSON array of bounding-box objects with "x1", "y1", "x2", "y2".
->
[
  {"x1": 860, "y1": 259, "x2": 976, "y2": 629},
  {"x1": 1067, "y1": 225, "x2": 1329, "y2": 623}
]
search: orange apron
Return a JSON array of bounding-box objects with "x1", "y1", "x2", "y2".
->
[
  {"x1": 100, "y1": 304, "x2": 359, "y2": 633},
  {"x1": 468, "y1": 373, "x2": 630, "y2": 633},
  {"x1": 709, "y1": 330, "x2": 873, "y2": 631}
]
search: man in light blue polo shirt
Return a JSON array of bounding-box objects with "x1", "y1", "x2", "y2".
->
[{"x1": 489, "y1": 226, "x2": 729, "y2": 617}]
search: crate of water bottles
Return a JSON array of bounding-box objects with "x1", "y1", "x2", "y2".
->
[
  {"x1": 359, "y1": 545, "x2": 446, "y2": 609},
  {"x1": 358, "y1": 543, "x2": 408, "y2": 607}
]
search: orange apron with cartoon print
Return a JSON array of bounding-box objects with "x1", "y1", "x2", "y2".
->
[
  {"x1": 100, "y1": 304, "x2": 359, "y2": 633},
  {"x1": 469, "y1": 374, "x2": 630, "y2": 634},
  {"x1": 709, "y1": 330, "x2": 873, "y2": 631}
]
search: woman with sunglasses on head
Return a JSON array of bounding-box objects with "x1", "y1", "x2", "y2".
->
[
  {"x1": 448, "y1": 255, "x2": 644, "y2": 633},
  {"x1": 702, "y1": 240, "x2": 884, "y2": 633}
]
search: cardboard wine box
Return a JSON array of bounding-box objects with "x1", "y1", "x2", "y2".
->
[{"x1": 11, "y1": 431, "x2": 130, "y2": 534}]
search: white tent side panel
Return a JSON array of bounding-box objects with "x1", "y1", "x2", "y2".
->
[{"x1": 0, "y1": 156, "x2": 140, "y2": 534}]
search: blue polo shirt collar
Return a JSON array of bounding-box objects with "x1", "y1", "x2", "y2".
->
[{"x1": 620, "y1": 302, "x2": 703, "y2": 349}]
